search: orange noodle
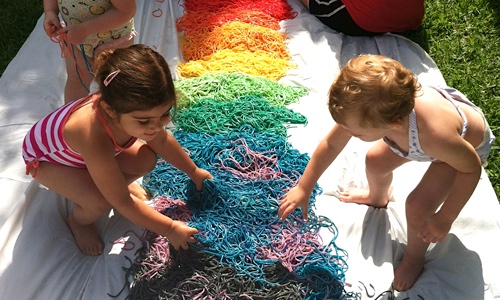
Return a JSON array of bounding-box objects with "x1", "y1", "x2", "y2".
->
[
  {"x1": 181, "y1": 21, "x2": 290, "y2": 61},
  {"x1": 177, "y1": 8, "x2": 281, "y2": 39}
]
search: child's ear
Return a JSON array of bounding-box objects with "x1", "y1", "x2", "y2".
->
[
  {"x1": 99, "y1": 101, "x2": 117, "y2": 118},
  {"x1": 388, "y1": 118, "x2": 404, "y2": 129}
]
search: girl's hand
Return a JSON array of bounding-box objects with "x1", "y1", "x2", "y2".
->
[
  {"x1": 57, "y1": 23, "x2": 89, "y2": 45},
  {"x1": 191, "y1": 167, "x2": 213, "y2": 191},
  {"x1": 43, "y1": 11, "x2": 62, "y2": 37},
  {"x1": 417, "y1": 212, "x2": 452, "y2": 243},
  {"x1": 166, "y1": 220, "x2": 198, "y2": 250},
  {"x1": 278, "y1": 185, "x2": 310, "y2": 221}
]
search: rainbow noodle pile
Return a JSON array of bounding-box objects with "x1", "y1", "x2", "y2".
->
[
  {"x1": 122, "y1": 0, "x2": 351, "y2": 299},
  {"x1": 180, "y1": 0, "x2": 297, "y2": 21},
  {"x1": 173, "y1": 95, "x2": 307, "y2": 137},
  {"x1": 177, "y1": 8, "x2": 281, "y2": 39},
  {"x1": 181, "y1": 22, "x2": 290, "y2": 61},
  {"x1": 127, "y1": 128, "x2": 350, "y2": 299},
  {"x1": 178, "y1": 49, "x2": 295, "y2": 80},
  {"x1": 175, "y1": 72, "x2": 309, "y2": 109}
]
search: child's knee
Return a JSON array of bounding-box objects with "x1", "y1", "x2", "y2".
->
[
  {"x1": 87, "y1": 199, "x2": 112, "y2": 216},
  {"x1": 405, "y1": 191, "x2": 432, "y2": 226},
  {"x1": 365, "y1": 150, "x2": 384, "y2": 174},
  {"x1": 406, "y1": 191, "x2": 427, "y2": 212}
]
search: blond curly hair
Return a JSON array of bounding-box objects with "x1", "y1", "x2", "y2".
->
[{"x1": 328, "y1": 55, "x2": 421, "y2": 128}]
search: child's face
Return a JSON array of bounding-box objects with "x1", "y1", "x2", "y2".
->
[
  {"x1": 118, "y1": 102, "x2": 173, "y2": 141},
  {"x1": 340, "y1": 114, "x2": 390, "y2": 142}
]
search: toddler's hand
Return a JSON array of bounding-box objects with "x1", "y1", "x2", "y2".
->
[
  {"x1": 166, "y1": 220, "x2": 198, "y2": 250},
  {"x1": 58, "y1": 24, "x2": 89, "y2": 45},
  {"x1": 191, "y1": 167, "x2": 213, "y2": 191},
  {"x1": 43, "y1": 11, "x2": 62, "y2": 38},
  {"x1": 278, "y1": 185, "x2": 310, "y2": 221}
]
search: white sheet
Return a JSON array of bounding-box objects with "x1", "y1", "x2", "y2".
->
[{"x1": 0, "y1": 0, "x2": 499, "y2": 299}]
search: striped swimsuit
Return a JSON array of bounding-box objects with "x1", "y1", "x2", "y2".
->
[{"x1": 22, "y1": 94, "x2": 137, "y2": 176}]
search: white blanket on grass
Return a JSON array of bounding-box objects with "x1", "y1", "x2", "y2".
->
[{"x1": 0, "y1": 0, "x2": 499, "y2": 299}]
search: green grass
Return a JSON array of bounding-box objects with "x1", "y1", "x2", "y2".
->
[
  {"x1": 0, "y1": 1, "x2": 44, "y2": 75},
  {"x1": 1, "y1": 0, "x2": 499, "y2": 198}
]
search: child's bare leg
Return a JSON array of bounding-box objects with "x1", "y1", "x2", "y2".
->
[
  {"x1": 67, "y1": 204, "x2": 106, "y2": 256},
  {"x1": 31, "y1": 143, "x2": 154, "y2": 255},
  {"x1": 393, "y1": 232, "x2": 428, "y2": 291},
  {"x1": 64, "y1": 48, "x2": 94, "y2": 103},
  {"x1": 339, "y1": 186, "x2": 394, "y2": 207},
  {"x1": 393, "y1": 162, "x2": 456, "y2": 291},
  {"x1": 128, "y1": 182, "x2": 151, "y2": 201},
  {"x1": 32, "y1": 162, "x2": 111, "y2": 255},
  {"x1": 338, "y1": 141, "x2": 407, "y2": 207}
]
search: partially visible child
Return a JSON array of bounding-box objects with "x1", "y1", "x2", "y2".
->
[
  {"x1": 43, "y1": 0, "x2": 136, "y2": 103},
  {"x1": 23, "y1": 44, "x2": 213, "y2": 256},
  {"x1": 278, "y1": 55, "x2": 495, "y2": 291},
  {"x1": 300, "y1": 0, "x2": 424, "y2": 36}
]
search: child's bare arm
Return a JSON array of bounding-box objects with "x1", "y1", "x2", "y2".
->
[
  {"x1": 43, "y1": 0, "x2": 62, "y2": 37},
  {"x1": 278, "y1": 124, "x2": 352, "y2": 220},
  {"x1": 65, "y1": 118, "x2": 196, "y2": 250},
  {"x1": 58, "y1": 0, "x2": 136, "y2": 45},
  {"x1": 84, "y1": 144, "x2": 197, "y2": 249},
  {"x1": 148, "y1": 130, "x2": 213, "y2": 190}
]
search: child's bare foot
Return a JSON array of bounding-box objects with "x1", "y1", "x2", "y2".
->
[
  {"x1": 67, "y1": 214, "x2": 104, "y2": 256},
  {"x1": 128, "y1": 182, "x2": 151, "y2": 201},
  {"x1": 393, "y1": 255, "x2": 425, "y2": 291},
  {"x1": 337, "y1": 187, "x2": 392, "y2": 208}
]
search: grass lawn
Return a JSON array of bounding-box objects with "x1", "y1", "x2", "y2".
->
[
  {"x1": 1, "y1": 0, "x2": 499, "y2": 198},
  {"x1": 0, "y1": 1, "x2": 44, "y2": 74}
]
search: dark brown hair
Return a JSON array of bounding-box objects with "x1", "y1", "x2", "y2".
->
[{"x1": 94, "y1": 44, "x2": 177, "y2": 114}]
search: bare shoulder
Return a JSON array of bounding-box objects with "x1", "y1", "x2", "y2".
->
[
  {"x1": 414, "y1": 87, "x2": 465, "y2": 153},
  {"x1": 64, "y1": 104, "x2": 113, "y2": 156},
  {"x1": 415, "y1": 86, "x2": 463, "y2": 135},
  {"x1": 416, "y1": 86, "x2": 486, "y2": 147}
]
